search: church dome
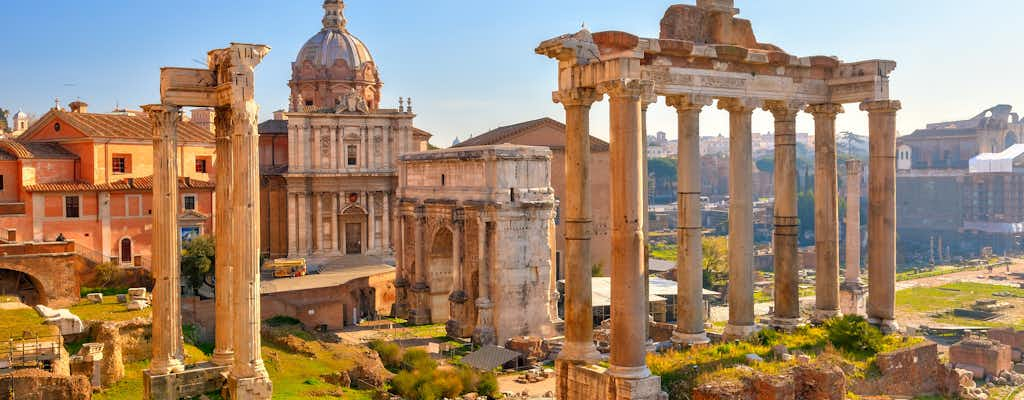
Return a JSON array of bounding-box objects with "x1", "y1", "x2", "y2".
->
[
  {"x1": 295, "y1": 0, "x2": 373, "y2": 70},
  {"x1": 296, "y1": 25, "x2": 373, "y2": 69}
]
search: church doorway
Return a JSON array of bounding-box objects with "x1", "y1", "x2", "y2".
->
[
  {"x1": 428, "y1": 228, "x2": 455, "y2": 323},
  {"x1": 345, "y1": 223, "x2": 362, "y2": 255}
]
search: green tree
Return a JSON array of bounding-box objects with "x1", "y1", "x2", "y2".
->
[
  {"x1": 702, "y1": 236, "x2": 729, "y2": 292},
  {"x1": 181, "y1": 235, "x2": 215, "y2": 296}
]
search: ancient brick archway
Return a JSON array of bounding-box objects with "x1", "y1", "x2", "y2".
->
[{"x1": 0, "y1": 253, "x2": 82, "y2": 308}]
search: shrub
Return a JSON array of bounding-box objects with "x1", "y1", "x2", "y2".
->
[
  {"x1": 264, "y1": 315, "x2": 303, "y2": 327},
  {"x1": 402, "y1": 349, "x2": 436, "y2": 371},
  {"x1": 824, "y1": 315, "x2": 884, "y2": 355},
  {"x1": 476, "y1": 372, "x2": 499, "y2": 398},
  {"x1": 91, "y1": 261, "x2": 122, "y2": 288},
  {"x1": 369, "y1": 340, "x2": 403, "y2": 370},
  {"x1": 754, "y1": 327, "x2": 781, "y2": 347}
]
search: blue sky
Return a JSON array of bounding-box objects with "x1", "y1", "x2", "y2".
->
[{"x1": 2, "y1": 1, "x2": 1022, "y2": 146}]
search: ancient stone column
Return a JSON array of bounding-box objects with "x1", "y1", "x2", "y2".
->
[
  {"x1": 666, "y1": 95, "x2": 713, "y2": 345},
  {"x1": 143, "y1": 104, "x2": 185, "y2": 376},
  {"x1": 862, "y1": 100, "x2": 902, "y2": 333},
  {"x1": 600, "y1": 79, "x2": 652, "y2": 379},
  {"x1": 287, "y1": 193, "x2": 297, "y2": 257},
  {"x1": 551, "y1": 87, "x2": 602, "y2": 364},
  {"x1": 216, "y1": 44, "x2": 273, "y2": 398},
  {"x1": 313, "y1": 193, "x2": 323, "y2": 252},
  {"x1": 473, "y1": 213, "x2": 496, "y2": 345},
  {"x1": 446, "y1": 208, "x2": 469, "y2": 337},
  {"x1": 394, "y1": 210, "x2": 410, "y2": 319},
  {"x1": 412, "y1": 205, "x2": 431, "y2": 325},
  {"x1": 807, "y1": 103, "x2": 844, "y2": 322},
  {"x1": 212, "y1": 106, "x2": 235, "y2": 367},
  {"x1": 720, "y1": 97, "x2": 761, "y2": 340},
  {"x1": 841, "y1": 159, "x2": 864, "y2": 316},
  {"x1": 330, "y1": 194, "x2": 339, "y2": 253},
  {"x1": 765, "y1": 101, "x2": 803, "y2": 329}
]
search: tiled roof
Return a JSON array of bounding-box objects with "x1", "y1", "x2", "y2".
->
[
  {"x1": 259, "y1": 119, "x2": 289, "y2": 135},
  {"x1": 0, "y1": 141, "x2": 78, "y2": 160},
  {"x1": 413, "y1": 128, "x2": 432, "y2": 139},
  {"x1": 25, "y1": 176, "x2": 214, "y2": 193},
  {"x1": 454, "y1": 117, "x2": 609, "y2": 152},
  {"x1": 48, "y1": 110, "x2": 214, "y2": 143}
]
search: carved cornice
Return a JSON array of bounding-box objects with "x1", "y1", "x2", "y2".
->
[
  {"x1": 805, "y1": 103, "x2": 845, "y2": 119},
  {"x1": 717, "y1": 97, "x2": 762, "y2": 113},
  {"x1": 763, "y1": 100, "x2": 805, "y2": 122},
  {"x1": 860, "y1": 100, "x2": 902, "y2": 114},
  {"x1": 665, "y1": 95, "x2": 714, "y2": 112},
  {"x1": 597, "y1": 79, "x2": 654, "y2": 101},
  {"x1": 552, "y1": 87, "x2": 602, "y2": 107}
]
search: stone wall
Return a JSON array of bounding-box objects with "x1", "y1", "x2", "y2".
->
[
  {"x1": 949, "y1": 336, "x2": 1013, "y2": 379},
  {"x1": 851, "y1": 342, "x2": 949, "y2": 397},
  {"x1": 91, "y1": 318, "x2": 152, "y2": 386},
  {"x1": 692, "y1": 359, "x2": 846, "y2": 400},
  {"x1": 0, "y1": 252, "x2": 87, "y2": 307},
  {"x1": 0, "y1": 369, "x2": 91, "y2": 400}
]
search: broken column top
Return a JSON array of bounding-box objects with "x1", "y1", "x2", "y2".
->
[{"x1": 696, "y1": 0, "x2": 738, "y2": 16}]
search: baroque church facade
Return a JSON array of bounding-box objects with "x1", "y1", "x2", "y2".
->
[{"x1": 262, "y1": 0, "x2": 430, "y2": 259}]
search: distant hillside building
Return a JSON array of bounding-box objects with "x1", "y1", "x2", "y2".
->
[{"x1": 897, "y1": 105, "x2": 1024, "y2": 259}]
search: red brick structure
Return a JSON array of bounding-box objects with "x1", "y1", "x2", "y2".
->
[{"x1": 949, "y1": 336, "x2": 1013, "y2": 379}]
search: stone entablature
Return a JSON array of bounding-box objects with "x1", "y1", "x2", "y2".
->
[{"x1": 395, "y1": 145, "x2": 557, "y2": 345}]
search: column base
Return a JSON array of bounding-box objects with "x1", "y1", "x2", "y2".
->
[
  {"x1": 768, "y1": 317, "x2": 804, "y2": 331},
  {"x1": 609, "y1": 373, "x2": 664, "y2": 400},
  {"x1": 722, "y1": 323, "x2": 760, "y2": 341},
  {"x1": 226, "y1": 373, "x2": 273, "y2": 400},
  {"x1": 812, "y1": 308, "x2": 842, "y2": 323},
  {"x1": 558, "y1": 341, "x2": 602, "y2": 364},
  {"x1": 670, "y1": 331, "x2": 710, "y2": 346},
  {"x1": 867, "y1": 317, "x2": 900, "y2": 335},
  {"x1": 606, "y1": 364, "x2": 652, "y2": 380},
  {"x1": 840, "y1": 285, "x2": 865, "y2": 316},
  {"x1": 472, "y1": 326, "x2": 496, "y2": 346},
  {"x1": 149, "y1": 358, "x2": 186, "y2": 376},
  {"x1": 211, "y1": 351, "x2": 234, "y2": 367},
  {"x1": 411, "y1": 310, "x2": 432, "y2": 326}
]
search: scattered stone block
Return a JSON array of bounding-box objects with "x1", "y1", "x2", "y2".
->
[
  {"x1": 86, "y1": 293, "x2": 103, "y2": 304},
  {"x1": 744, "y1": 353, "x2": 763, "y2": 363},
  {"x1": 33, "y1": 305, "x2": 84, "y2": 336},
  {"x1": 126, "y1": 300, "x2": 149, "y2": 311},
  {"x1": 950, "y1": 336, "x2": 1012, "y2": 379},
  {"x1": 116, "y1": 294, "x2": 127, "y2": 303}
]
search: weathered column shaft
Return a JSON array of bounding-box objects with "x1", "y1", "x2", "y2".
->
[
  {"x1": 845, "y1": 160, "x2": 863, "y2": 283},
  {"x1": 808, "y1": 103, "x2": 844, "y2": 321},
  {"x1": 212, "y1": 106, "x2": 235, "y2": 367},
  {"x1": 602, "y1": 79, "x2": 651, "y2": 379},
  {"x1": 720, "y1": 97, "x2": 760, "y2": 340},
  {"x1": 144, "y1": 104, "x2": 185, "y2": 375},
  {"x1": 330, "y1": 194, "x2": 339, "y2": 252},
  {"x1": 667, "y1": 95, "x2": 712, "y2": 344},
  {"x1": 412, "y1": 206, "x2": 430, "y2": 325},
  {"x1": 313, "y1": 194, "x2": 323, "y2": 252},
  {"x1": 766, "y1": 101, "x2": 802, "y2": 328},
  {"x1": 553, "y1": 87, "x2": 601, "y2": 363},
  {"x1": 863, "y1": 100, "x2": 902, "y2": 331},
  {"x1": 473, "y1": 213, "x2": 496, "y2": 346},
  {"x1": 287, "y1": 193, "x2": 297, "y2": 257}
]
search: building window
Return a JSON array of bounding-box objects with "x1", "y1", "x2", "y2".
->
[
  {"x1": 195, "y1": 158, "x2": 208, "y2": 173},
  {"x1": 347, "y1": 145, "x2": 358, "y2": 166},
  {"x1": 183, "y1": 194, "x2": 197, "y2": 211},
  {"x1": 441, "y1": 174, "x2": 446, "y2": 186},
  {"x1": 65, "y1": 196, "x2": 80, "y2": 218},
  {"x1": 112, "y1": 154, "x2": 131, "y2": 174},
  {"x1": 0, "y1": 175, "x2": 4, "y2": 191},
  {"x1": 120, "y1": 238, "x2": 132, "y2": 263}
]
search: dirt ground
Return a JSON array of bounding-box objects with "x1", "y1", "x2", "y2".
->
[{"x1": 497, "y1": 372, "x2": 556, "y2": 398}]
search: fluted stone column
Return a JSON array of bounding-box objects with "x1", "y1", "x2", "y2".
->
[
  {"x1": 412, "y1": 205, "x2": 431, "y2": 325},
  {"x1": 552, "y1": 87, "x2": 602, "y2": 364},
  {"x1": 446, "y1": 208, "x2": 469, "y2": 337},
  {"x1": 863, "y1": 100, "x2": 902, "y2": 333},
  {"x1": 765, "y1": 101, "x2": 803, "y2": 329},
  {"x1": 720, "y1": 97, "x2": 761, "y2": 340},
  {"x1": 144, "y1": 104, "x2": 185, "y2": 376},
  {"x1": 841, "y1": 159, "x2": 865, "y2": 316},
  {"x1": 394, "y1": 210, "x2": 410, "y2": 319},
  {"x1": 212, "y1": 106, "x2": 235, "y2": 367},
  {"x1": 600, "y1": 79, "x2": 652, "y2": 380},
  {"x1": 473, "y1": 213, "x2": 496, "y2": 345},
  {"x1": 666, "y1": 95, "x2": 713, "y2": 345},
  {"x1": 216, "y1": 44, "x2": 272, "y2": 398},
  {"x1": 808, "y1": 103, "x2": 844, "y2": 322}
]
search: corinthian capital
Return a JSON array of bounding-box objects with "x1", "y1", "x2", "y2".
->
[
  {"x1": 552, "y1": 87, "x2": 602, "y2": 107},
  {"x1": 763, "y1": 100, "x2": 805, "y2": 121},
  {"x1": 597, "y1": 79, "x2": 654, "y2": 101},
  {"x1": 805, "y1": 103, "x2": 845, "y2": 118},
  {"x1": 860, "y1": 100, "x2": 902, "y2": 114},
  {"x1": 665, "y1": 95, "x2": 714, "y2": 112},
  {"x1": 717, "y1": 97, "x2": 762, "y2": 114},
  {"x1": 142, "y1": 104, "x2": 181, "y2": 134}
]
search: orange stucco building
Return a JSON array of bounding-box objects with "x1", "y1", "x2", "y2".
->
[{"x1": 0, "y1": 102, "x2": 217, "y2": 268}]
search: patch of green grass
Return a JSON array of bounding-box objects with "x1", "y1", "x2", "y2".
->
[
  {"x1": 896, "y1": 264, "x2": 985, "y2": 282},
  {"x1": 896, "y1": 282, "x2": 1024, "y2": 314},
  {"x1": 93, "y1": 344, "x2": 209, "y2": 400},
  {"x1": 69, "y1": 296, "x2": 150, "y2": 323},
  {"x1": 0, "y1": 307, "x2": 56, "y2": 338}
]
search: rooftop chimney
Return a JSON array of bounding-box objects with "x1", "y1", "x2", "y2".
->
[{"x1": 68, "y1": 101, "x2": 88, "y2": 113}]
